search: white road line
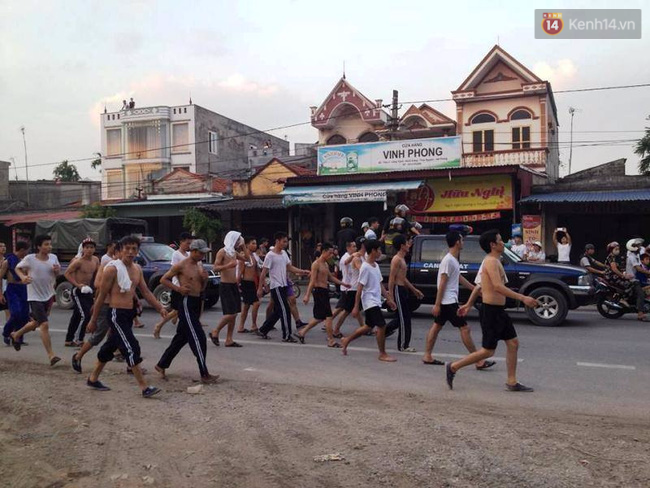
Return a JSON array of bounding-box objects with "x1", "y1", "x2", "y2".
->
[{"x1": 576, "y1": 362, "x2": 636, "y2": 371}]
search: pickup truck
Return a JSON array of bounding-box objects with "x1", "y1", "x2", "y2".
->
[
  {"x1": 379, "y1": 234, "x2": 594, "y2": 327},
  {"x1": 55, "y1": 241, "x2": 220, "y2": 310}
]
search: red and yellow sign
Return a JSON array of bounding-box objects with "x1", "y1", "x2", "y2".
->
[
  {"x1": 405, "y1": 175, "x2": 513, "y2": 214},
  {"x1": 522, "y1": 215, "x2": 543, "y2": 245},
  {"x1": 419, "y1": 212, "x2": 501, "y2": 224}
]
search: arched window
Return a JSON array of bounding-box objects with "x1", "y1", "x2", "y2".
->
[
  {"x1": 326, "y1": 134, "x2": 346, "y2": 145},
  {"x1": 510, "y1": 109, "x2": 532, "y2": 120},
  {"x1": 358, "y1": 132, "x2": 379, "y2": 143},
  {"x1": 470, "y1": 113, "x2": 496, "y2": 124}
]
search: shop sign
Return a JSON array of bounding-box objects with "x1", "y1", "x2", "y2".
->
[
  {"x1": 317, "y1": 137, "x2": 461, "y2": 176},
  {"x1": 405, "y1": 175, "x2": 513, "y2": 213},
  {"x1": 522, "y1": 215, "x2": 543, "y2": 244},
  {"x1": 283, "y1": 189, "x2": 387, "y2": 206},
  {"x1": 418, "y1": 212, "x2": 502, "y2": 224}
]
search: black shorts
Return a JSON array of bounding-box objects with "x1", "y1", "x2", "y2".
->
[
  {"x1": 240, "y1": 280, "x2": 258, "y2": 305},
  {"x1": 480, "y1": 303, "x2": 517, "y2": 350},
  {"x1": 340, "y1": 291, "x2": 357, "y2": 313},
  {"x1": 29, "y1": 299, "x2": 54, "y2": 324},
  {"x1": 312, "y1": 287, "x2": 332, "y2": 320},
  {"x1": 220, "y1": 282, "x2": 241, "y2": 315},
  {"x1": 364, "y1": 306, "x2": 385, "y2": 328},
  {"x1": 434, "y1": 303, "x2": 467, "y2": 328},
  {"x1": 170, "y1": 290, "x2": 182, "y2": 311}
]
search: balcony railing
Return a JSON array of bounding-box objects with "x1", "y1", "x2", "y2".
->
[
  {"x1": 121, "y1": 106, "x2": 171, "y2": 120},
  {"x1": 462, "y1": 148, "x2": 548, "y2": 168}
]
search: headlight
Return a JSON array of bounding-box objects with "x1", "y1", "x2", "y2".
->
[{"x1": 577, "y1": 274, "x2": 592, "y2": 286}]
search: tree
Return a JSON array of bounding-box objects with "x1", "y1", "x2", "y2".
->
[
  {"x1": 183, "y1": 208, "x2": 222, "y2": 246},
  {"x1": 53, "y1": 160, "x2": 81, "y2": 182},
  {"x1": 80, "y1": 202, "x2": 117, "y2": 218},
  {"x1": 91, "y1": 152, "x2": 102, "y2": 171},
  {"x1": 635, "y1": 121, "x2": 650, "y2": 175}
]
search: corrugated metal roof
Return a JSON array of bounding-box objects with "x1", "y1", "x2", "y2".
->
[
  {"x1": 198, "y1": 197, "x2": 285, "y2": 211},
  {"x1": 520, "y1": 189, "x2": 650, "y2": 204},
  {"x1": 0, "y1": 210, "x2": 82, "y2": 226}
]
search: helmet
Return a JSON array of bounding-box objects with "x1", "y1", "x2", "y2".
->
[
  {"x1": 340, "y1": 217, "x2": 353, "y2": 227},
  {"x1": 361, "y1": 221, "x2": 369, "y2": 230},
  {"x1": 395, "y1": 204, "x2": 409, "y2": 215},
  {"x1": 584, "y1": 243, "x2": 595, "y2": 252},
  {"x1": 626, "y1": 238, "x2": 644, "y2": 252},
  {"x1": 391, "y1": 217, "x2": 406, "y2": 227},
  {"x1": 606, "y1": 241, "x2": 620, "y2": 253},
  {"x1": 413, "y1": 221, "x2": 422, "y2": 230}
]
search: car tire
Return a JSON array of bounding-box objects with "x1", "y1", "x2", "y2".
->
[
  {"x1": 204, "y1": 295, "x2": 219, "y2": 310},
  {"x1": 55, "y1": 281, "x2": 74, "y2": 310},
  {"x1": 525, "y1": 287, "x2": 568, "y2": 327},
  {"x1": 153, "y1": 284, "x2": 172, "y2": 309}
]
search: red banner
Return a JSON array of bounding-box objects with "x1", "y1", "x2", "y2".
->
[{"x1": 419, "y1": 212, "x2": 501, "y2": 224}]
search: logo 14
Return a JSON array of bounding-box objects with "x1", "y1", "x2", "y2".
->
[{"x1": 542, "y1": 12, "x2": 563, "y2": 35}]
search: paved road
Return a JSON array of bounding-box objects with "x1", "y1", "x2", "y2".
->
[{"x1": 4, "y1": 300, "x2": 649, "y2": 419}]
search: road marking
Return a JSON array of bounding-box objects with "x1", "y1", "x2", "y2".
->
[
  {"x1": 576, "y1": 362, "x2": 636, "y2": 371},
  {"x1": 243, "y1": 367, "x2": 257, "y2": 372}
]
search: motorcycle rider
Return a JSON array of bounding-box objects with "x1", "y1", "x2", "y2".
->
[
  {"x1": 625, "y1": 238, "x2": 649, "y2": 320},
  {"x1": 579, "y1": 244, "x2": 607, "y2": 277},
  {"x1": 604, "y1": 241, "x2": 646, "y2": 321},
  {"x1": 336, "y1": 217, "x2": 357, "y2": 254}
]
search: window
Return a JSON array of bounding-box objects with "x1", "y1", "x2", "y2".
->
[
  {"x1": 470, "y1": 113, "x2": 496, "y2": 124},
  {"x1": 326, "y1": 134, "x2": 346, "y2": 145},
  {"x1": 172, "y1": 123, "x2": 189, "y2": 153},
  {"x1": 209, "y1": 131, "x2": 218, "y2": 155},
  {"x1": 126, "y1": 120, "x2": 168, "y2": 159},
  {"x1": 358, "y1": 132, "x2": 379, "y2": 143},
  {"x1": 458, "y1": 240, "x2": 487, "y2": 264},
  {"x1": 420, "y1": 239, "x2": 448, "y2": 262},
  {"x1": 106, "y1": 129, "x2": 122, "y2": 157},
  {"x1": 510, "y1": 109, "x2": 532, "y2": 120},
  {"x1": 105, "y1": 169, "x2": 123, "y2": 200},
  {"x1": 512, "y1": 127, "x2": 531, "y2": 150},
  {"x1": 472, "y1": 130, "x2": 494, "y2": 152}
]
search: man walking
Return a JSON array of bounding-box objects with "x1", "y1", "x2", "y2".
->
[
  {"x1": 422, "y1": 231, "x2": 495, "y2": 370},
  {"x1": 332, "y1": 239, "x2": 365, "y2": 337},
  {"x1": 210, "y1": 230, "x2": 246, "y2": 347},
  {"x1": 447, "y1": 230, "x2": 538, "y2": 392},
  {"x1": 341, "y1": 240, "x2": 396, "y2": 361},
  {"x1": 86, "y1": 236, "x2": 167, "y2": 397},
  {"x1": 64, "y1": 238, "x2": 100, "y2": 347},
  {"x1": 386, "y1": 235, "x2": 424, "y2": 352},
  {"x1": 156, "y1": 240, "x2": 218, "y2": 383},
  {"x1": 296, "y1": 242, "x2": 349, "y2": 347},
  {"x1": 256, "y1": 231, "x2": 310, "y2": 342},
  {"x1": 237, "y1": 236, "x2": 261, "y2": 333},
  {"x1": 10, "y1": 235, "x2": 62, "y2": 365},
  {"x1": 2, "y1": 241, "x2": 30, "y2": 346}
]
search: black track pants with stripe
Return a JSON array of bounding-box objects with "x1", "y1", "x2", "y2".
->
[
  {"x1": 387, "y1": 285, "x2": 412, "y2": 350},
  {"x1": 259, "y1": 286, "x2": 292, "y2": 339}
]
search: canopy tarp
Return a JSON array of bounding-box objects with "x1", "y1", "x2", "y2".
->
[
  {"x1": 281, "y1": 180, "x2": 423, "y2": 206},
  {"x1": 34, "y1": 218, "x2": 147, "y2": 252}
]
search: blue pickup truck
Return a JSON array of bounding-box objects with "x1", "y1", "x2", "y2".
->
[
  {"x1": 55, "y1": 240, "x2": 220, "y2": 310},
  {"x1": 380, "y1": 234, "x2": 594, "y2": 327}
]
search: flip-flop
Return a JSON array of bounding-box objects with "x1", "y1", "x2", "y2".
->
[
  {"x1": 476, "y1": 360, "x2": 496, "y2": 370},
  {"x1": 225, "y1": 342, "x2": 243, "y2": 348},
  {"x1": 332, "y1": 333, "x2": 343, "y2": 339},
  {"x1": 293, "y1": 333, "x2": 305, "y2": 344},
  {"x1": 237, "y1": 329, "x2": 251, "y2": 334},
  {"x1": 422, "y1": 359, "x2": 445, "y2": 366},
  {"x1": 209, "y1": 334, "x2": 219, "y2": 347},
  {"x1": 50, "y1": 356, "x2": 61, "y2": 366},
  {"x1": 328, "y1": 343, "x2": 342, "y2": 348},
  {"x1": 10, "y1": 335, "x2": 21, "y2": 351}
]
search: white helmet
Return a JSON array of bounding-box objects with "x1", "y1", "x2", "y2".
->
[
  {"x1": 413, "y1": 221, "x2": 422, "y2": 230},
  {"x1": 626, "y1": 238, "x2": 644, "y2": 252},
  {"x1": 391, "y1": 217, "x2": 406, "y2": 227},
  {"x1": 395, "y1": 204, "x2": 409, "y2": 215},
  {"x1": 361, "y1": 221, "x2": 369, "y2": 230}
]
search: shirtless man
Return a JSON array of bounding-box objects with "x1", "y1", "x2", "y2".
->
[
  {"x1": 85, "y1": 235, "x2": 167, "y2": 397},
  {"x1": 11, "y1": 235, "x2": 62, "y2": 366},
  {"x1": 448, "y1": 230, "x2": 538, "y2": 392},
  {"x1": 341, "y1": 240, "x2": 397, "y2": 361},
  {"x1": 209, "y1": 230, "x2": 246, "y2": 347},
  {"x1": 386, "y1": 235, "x2": 424, "y2": 352},
  {"x1": 295, "y1": 242, "x2": 349, "y2": 347},
  {"x1": 156, "y1": 240, "x2": 218, "y2": 383},
  {"x1": 237, "y1": 236, "x2": 261, "y2": 333},
  {"x1": 64, "y1": 238, "x2": 100, "y2": 347}
]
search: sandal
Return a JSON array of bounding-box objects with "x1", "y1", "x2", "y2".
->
[
  {"x1": 237, "y1": 329, "x2": 251, "y2": 334},
  {"x1": 476, "y1": 360, "x2": 496, "y2": 370},
  {"x1": 224, "y1": 342, "x2": 243, "y2": 348},
  {"x1": 328, "y1": 342, "x2": 342, "y2": 348},
  {"x1": 293, "y1": 333, "x2": 305, "y2": 344},
  {"x1": 50, "y1": 356, "x2": 61, "y2": 366},
  {"x1": 422, "y1": 359, "x2": 445, "y2": 366},
  {"x1": 332, "y1": 333, "x2": 343, "y2": 339},
  {"x1": 209, "y1": 333, "x2": 219, "y2": 347}
]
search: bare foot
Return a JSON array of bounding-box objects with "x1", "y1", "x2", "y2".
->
[
  {"x1": 341, "y1": 337, "x2": 349, "y2": 356},
  {"x1": 154, "y1": 365, "x2": 167, "y2": 380},
  {"x1": 153, "y1": 325, "x2": 162, "y2": 339},
  {"x1": 200, "y1": 374, "x2": 220, "y2": 384},
  {"x1": 378, "y1": 354, "x2": 397, "y2": 362}
]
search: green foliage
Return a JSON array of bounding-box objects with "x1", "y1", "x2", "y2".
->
[
  {"x1": 91, "y1": 152, "x2": 102, "y2": 171},
  {"x1": 183, "y1": 207, "x2": 222, "y2": 244},
  {"x1": 81, "y1": 202, "x2": 117, "y2": 218},
  {"x1": 53, "y1": 160, "x2": 81, "y2": 182},
  {"x1": 634, "y1": 125, "x2": 650, "y2": 175}
]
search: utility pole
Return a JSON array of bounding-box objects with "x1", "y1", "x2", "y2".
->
[
  {"x1": 568, "y1": 107, "x2": 576, "y2": 175},
  {"x1": 388, "y1": 90, "x2": 400, "y2": 137},
  {"x1": 20, "y1": 126, "x2": 29, "y2": 206}
]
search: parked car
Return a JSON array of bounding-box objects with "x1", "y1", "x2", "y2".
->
[
  {"x1": 379, "y1": 234, "x2": 595, "y2": 327},
  {"x1": 55, "y1": 239, "x2": 220, "y2": 310}
]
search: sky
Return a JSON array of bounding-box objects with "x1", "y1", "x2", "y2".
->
[{"x1": 1, "y1": 0, "x2": 648, "y2": 181}]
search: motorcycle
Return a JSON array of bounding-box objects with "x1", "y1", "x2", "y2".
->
[{"x1": 594, "y1": 277, "x2": 650, "y2": 319}]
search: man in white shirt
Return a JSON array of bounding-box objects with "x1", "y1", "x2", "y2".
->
[
  {"x1": 342, "y1": 240, "x2": 397, "y2": 362},
  {"x1": 100, "y1": 240, "x2": 118, "y2": 266},
  {"x1": 154, "y1": 232, "x2": 193, "y2": 339},
  {"x1": 510, "y1": 234, "x2": 526, "y2": 259},
  {"x1": 332, "y1": 239, "x2": 365, "y2": 337},
  {"x1": 553, "y1": 228, "x2": 572, "y2": 264},
  {"x1": 422, "y1": 231, "x2": 495, "y2": 370},
  {"x1": 364, "y1": 217, "x2": 380, "y2": 240},
  {"x1": 10, "y1": 235, "x2": 62, "y2": 366}
]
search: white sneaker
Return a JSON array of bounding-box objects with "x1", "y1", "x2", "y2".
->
[{"x1": 403, "y1": 347, "x2": 417, "y2": 353}]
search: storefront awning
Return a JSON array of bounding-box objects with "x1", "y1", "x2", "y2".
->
[
  {"x1": 198, "y1": 197, "x2": 285, "y2": 211},
  {"x1": 0, "y1": 210, "x2": 82, "y2": 227},
  {"x1": 520, "y1": 189, "x2": 650, "y2": 204},
  {"x1": 281, "y1": 180, "x2": 423, "y2": 206}
]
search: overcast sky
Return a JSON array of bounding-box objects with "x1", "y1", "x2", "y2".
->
[{"x1": 1, "y1": 0, "x2": 648, "y2": 181}]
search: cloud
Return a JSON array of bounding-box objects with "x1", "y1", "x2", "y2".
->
[
  {"x1": 217, "y1": 73, "x2": 279, "y2": 96},
  {"x1": 533, "y1": 59, "x2": 577, "y2": 88}
]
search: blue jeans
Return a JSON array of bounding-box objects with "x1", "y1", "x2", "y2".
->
[{"x1": 3, "y1": 284, "x2": 29, "y2": 341}]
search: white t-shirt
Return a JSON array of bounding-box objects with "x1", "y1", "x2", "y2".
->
[
  {"x1": 557, "y1": 243, "x2": 571, "y2": 262},
  {"x1": 527, "y1": 250, "x2": 546, "y2": 262},
  {"x1": 364, "y1": 229, "x2": 377, "y2": 240},
  {"x1": 16, "y1": 253, "x2": 60, "y2": 301},
  {"x1": 171, "y1": 249, "x2": 188, "y2": 286},
  {"x1": 339, "y1": 252, "x2": 360, "y2": 291},
  {"x1": 626, "y1": 252, "x2": 641, "y2": 277},
  {"x1": 358, "y1": 261, "x2": 383, "y2": 310},
  {"x1": 263, "y1": 250, "x2": 291, "y2": 289},
  {"x1": 100, "y1": 254, "x2": 113, "y2": 266},
  {"x1": 511, "y1": 243, "x2": 526, "y2": 259},
  {"x1": 437, "y1": 253, "x2": 460, "y2": 305}
]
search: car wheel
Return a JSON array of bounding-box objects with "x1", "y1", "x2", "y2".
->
[
  {"x1": 55, "y1": 282, "x2": 74, "y2": 310},
  {"x1": 153, "y1": 284, "x2": 172, "y2": 309},
  {"x1": 595, "y1": 294, "x2": 625, "y2": 319},
  {"x1": 204, "y1": 295, "x2": 219, "y2": 309},
  {"x1": 525, "y1": 287, "x2": 568, "y2": 327}
]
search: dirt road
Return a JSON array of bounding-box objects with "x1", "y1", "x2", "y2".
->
[{"x1": 0, "y1": 358, "x2": 648, "y2": 488}]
